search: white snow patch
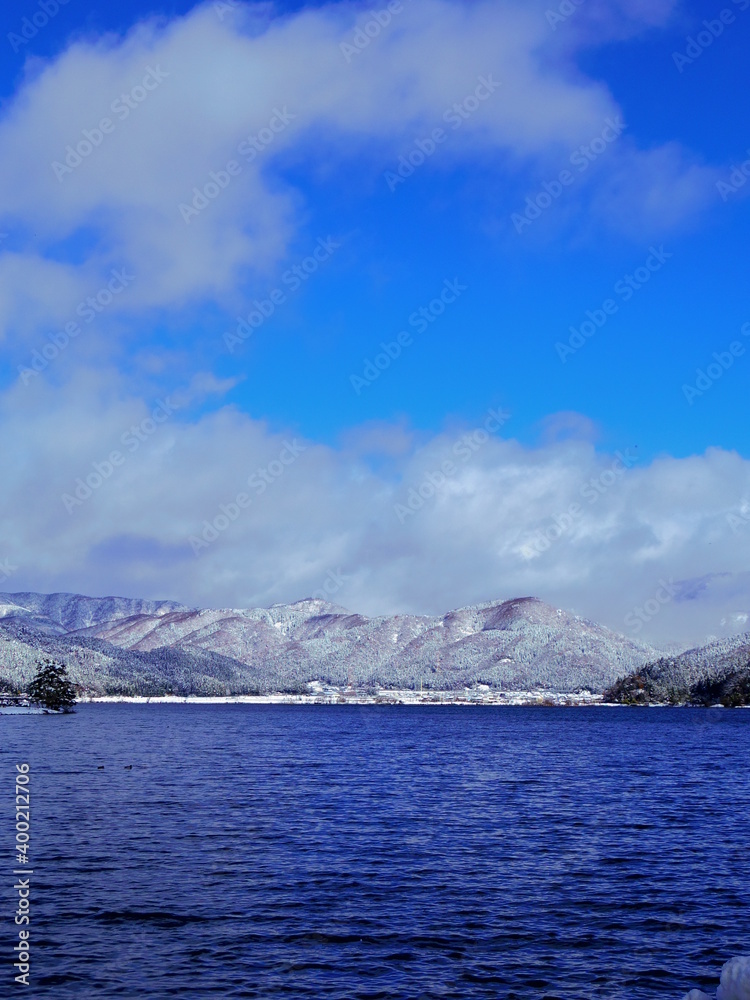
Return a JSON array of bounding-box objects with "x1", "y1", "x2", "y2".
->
[
  {"x1": 683, "y1": 956, "x2": 750, "y2": 1000},
  {"x1": 0, "y1": 602, "x2": 29, "y2": 617}
]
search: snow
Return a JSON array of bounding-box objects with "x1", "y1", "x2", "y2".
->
[
  {"x1": 684, "y1": 957, "x2": 750, "y2": 1000},
  {"x1": 0, "y1": 602, "x2": 29, "y2": 617}
]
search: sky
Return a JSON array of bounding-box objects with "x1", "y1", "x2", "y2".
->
[{"x1": 0, "y1": 0, "x2": 748, "y2": 647}]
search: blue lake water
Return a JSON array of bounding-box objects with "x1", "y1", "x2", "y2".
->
[{"x1": 1, "y1": 704, "x2": 749, "y2": 999}]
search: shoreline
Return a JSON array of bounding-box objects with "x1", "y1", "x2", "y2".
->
[
  {"x1": 7, "y1": 693, "x2": 746, "y2": 710},
  {"x1": 76, "y1": 692, "x2": 749, "y2": 708},
  {"x1": 78, "y1": 690, "x2": 613, "y2": 707}
]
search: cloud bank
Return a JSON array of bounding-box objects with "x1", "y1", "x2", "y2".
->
[
  {"x1": 0, "y1": 0, "x2": 742, "y2": 647},
  {"x1": 1, "y1": 371, "x2": 749, "y2": 647},
  {"x1": 0, "y1": 0, "x2": 716, "y2": 330}
]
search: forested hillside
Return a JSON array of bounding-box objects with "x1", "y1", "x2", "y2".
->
[
  {"x1": 605, "y1": 634, "x2": 750, "y2": 706},
  {"x1": 0, "y1": 591, "x2": 659, "y2": 696}
]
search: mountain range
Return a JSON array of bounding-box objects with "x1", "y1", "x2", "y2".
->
[
  {"x1": 1, "y1": 590, "x2": 659, "y2": 697},
  {"x1": 2, "y1": 590, "x2": 747, "y2": 703}
]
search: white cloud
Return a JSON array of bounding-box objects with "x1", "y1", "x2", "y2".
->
[
  {"x1": 591, "y1": 142, "x2": 718, "y2": 236},
  {"x1": 0, "y1": 253, "x2": 91, "y2": 340},
  {"x1": 0, "y1": 0, "x2": 714, "y2": 332},
  {"x1": 2, "y1": 371, "x2": 749, "y2": 648},
  {"x1": 0, "y1": 1, "x2": 739, "y2": 651}
]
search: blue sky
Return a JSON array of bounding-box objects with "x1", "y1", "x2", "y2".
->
[
  {"x1": 0, "y1": 0, "x2": 749, "y2": 643},
  {"x1": 1, "y1": 0, "x2": 748, "y2": 458}
]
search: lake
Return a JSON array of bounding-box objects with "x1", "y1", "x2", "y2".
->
[{"x1": 2, "y1": 704, "x2": 749, "y2": 998}]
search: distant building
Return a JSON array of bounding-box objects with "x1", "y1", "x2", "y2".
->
[{"x1": 0, "y1": 692, "x2": 31, "y2": 707}]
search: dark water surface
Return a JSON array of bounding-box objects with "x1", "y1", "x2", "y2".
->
[{"x1": 1, "y1": 705, "x2": 749, "y2": 999}]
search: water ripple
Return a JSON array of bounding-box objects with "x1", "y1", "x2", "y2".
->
[{"x1": 1, "y1": 704, "x2": 749, "y2": 999}]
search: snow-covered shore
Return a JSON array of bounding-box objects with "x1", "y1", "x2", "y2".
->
[
  {"x1": 79, "y1": 688, "x2": 608, "y2": 707},
  {"x1": 0, "y1": 705, "x2": 48, "y2": 714}
]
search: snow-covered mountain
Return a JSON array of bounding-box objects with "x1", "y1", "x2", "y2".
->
[
  {"x1": 0, "y1": 591, "x2": 188, "y2": 633},
  {"x1": 605, "y1": 632, "x2": 750, "y2": 705},
  {"x1": 0, "y1": 591, "x2": 657, "y2": 695}
]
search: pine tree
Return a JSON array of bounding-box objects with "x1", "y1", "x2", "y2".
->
[{"x1": 27, "y1": 659, "x2": 77, "y2": 713}]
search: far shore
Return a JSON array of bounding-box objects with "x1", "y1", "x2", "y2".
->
[
  {"x1": 78, "y1": 690, "x2": 614, "y2": 707},
  {"x1": 7, "y1": 692, "x2": 746, "y2": 711}
]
